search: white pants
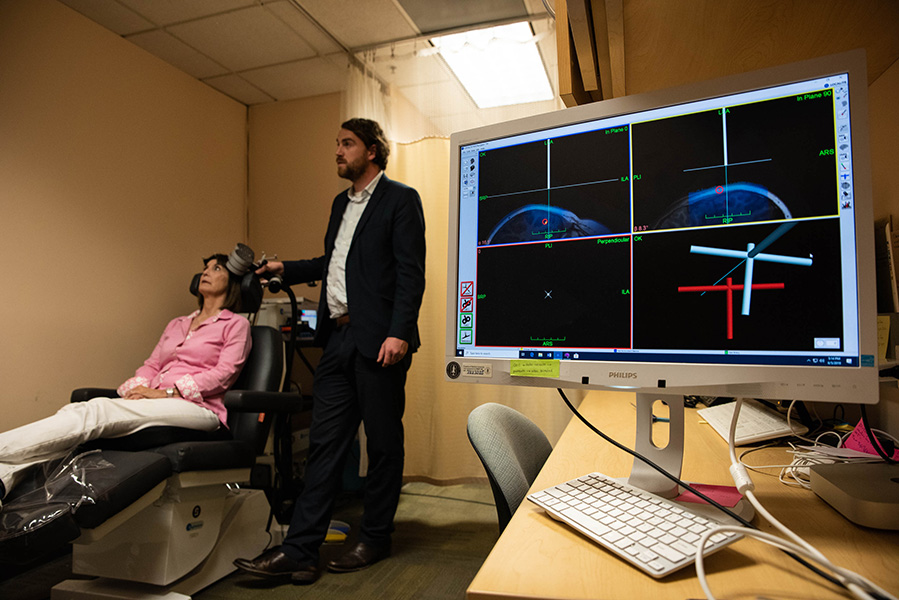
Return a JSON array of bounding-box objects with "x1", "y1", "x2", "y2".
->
[{"x1": 0, "y1": 397, "x2": 220, "y2": 498}]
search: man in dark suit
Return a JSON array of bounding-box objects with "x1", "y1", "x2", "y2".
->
[{"x1": 234, "y1": 118, "x2": 426, "y2": 585}]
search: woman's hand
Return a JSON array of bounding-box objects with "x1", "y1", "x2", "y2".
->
[{"x1": 124, "y1": 386, "x2": 171, "y2": 399}]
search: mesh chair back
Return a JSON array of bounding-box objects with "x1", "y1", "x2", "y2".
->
[{"x1": 467, "y1": 402, "x2": 553, "y2": 532}]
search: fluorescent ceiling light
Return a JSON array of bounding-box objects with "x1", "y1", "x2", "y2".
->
[{"x1": 430, "y1": 22, "x2": 554, "y2": 109}]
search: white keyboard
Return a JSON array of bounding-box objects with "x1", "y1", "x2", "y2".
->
[
  {"x1": 527, "y1": 472, "x2": 741, "y2": 578},
  {"x1": 698, "y1": 398, "x2": 807, "y2": 445}
]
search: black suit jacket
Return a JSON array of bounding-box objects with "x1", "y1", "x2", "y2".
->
[{"x1": 282, "y1": 174, "x2": 426, "y2": 359}]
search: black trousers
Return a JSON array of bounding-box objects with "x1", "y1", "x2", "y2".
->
[{"x1": 281, "y1": 324, "x2": 410, "y2": 564}]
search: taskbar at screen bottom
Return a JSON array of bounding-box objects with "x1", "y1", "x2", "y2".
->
[{"x1": 454, "y1": 348, "x2": 862, "y2": 367}]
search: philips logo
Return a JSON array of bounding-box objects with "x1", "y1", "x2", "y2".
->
[{"x1": 609, "y1": 372, "x2": 638, "y2": 379}]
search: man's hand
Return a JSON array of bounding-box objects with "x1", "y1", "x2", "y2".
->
[
  {"x1": 255, "y1": 260, "x2": 285, "y2": 283},
  {"x1": 377, "y1": 337, "x2": 409, "y2": 367},
  {"x1": 124, "y1": 385, "x2": 170, "y2": 399}
]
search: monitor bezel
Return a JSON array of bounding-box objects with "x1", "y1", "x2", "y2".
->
[{"x1": 444, "y1": 49, "x2": 878, "y2": 404}]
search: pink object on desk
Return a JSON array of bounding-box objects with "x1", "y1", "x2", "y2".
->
[
  {"x1": 843, "y1": 419, "x2": 899, "y2": 460},
  {"x1": 675, "y1": 484, "x2": 743, "y2": 508}
]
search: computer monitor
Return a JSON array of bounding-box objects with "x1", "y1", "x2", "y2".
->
[
  {"x1": 300, "y1": 308, "x2": 318, "y2": 337},
  {"x1": 445, "y1": 50, "x2": 879, "y2": 496}
]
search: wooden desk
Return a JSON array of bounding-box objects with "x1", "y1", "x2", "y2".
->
[{"x1": 467, "y1": 391, "x2": 899, "y2": 600}]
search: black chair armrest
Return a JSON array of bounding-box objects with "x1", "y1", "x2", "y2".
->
[
  {"x1": 71, "y1": 388, "x2": 118, "y2": 403},
  {"x1": 224, "y1": 389, "x2": 310, "y2": 414}
]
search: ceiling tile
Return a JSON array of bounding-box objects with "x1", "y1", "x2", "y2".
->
[
  {"x1": 117, "y1": 0, "x2": 256, "y2": 26},
  {"x1": 365, "y1": 45, "x2": 454, "y2": 89},
  {"x1": 168, "y1": 6, "x2": 316, "y2": 72},
  {"x1": 265, "y1": 1, "x2": 344, "y2": 55},
  {"x1": 241, "y1": 55, "x2": 349, "y2": 101},
  {"x1": 202, "y1": 74, "x2": 275, "y2": 105},
  {"x1": 126, "y1": 30, "x2": 229, "y2": 79},
  {"x1": 298, "y1": 0, "x2": 419, "y2": 49},
  {"x1": 59, "y1": 0, "x2": 560, "y2": 115},
  {"x1": 58, "y1": 0, "x2": 154, "y2": 35},
  {"x1": 398, "y1": 0, "x2": 528, "y2": 33}
]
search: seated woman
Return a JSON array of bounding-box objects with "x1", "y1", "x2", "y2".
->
[{"x1": 0, "y1": 253, "x2": 252, "y2": 505}]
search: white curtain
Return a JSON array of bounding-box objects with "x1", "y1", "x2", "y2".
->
[{"x1": 342, "y1": 53, "x2": 392, "y2": 136}]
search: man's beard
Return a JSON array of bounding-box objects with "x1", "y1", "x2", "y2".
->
[{"x1": 338, "y1": 156, "x2": 368, "y2": 181}]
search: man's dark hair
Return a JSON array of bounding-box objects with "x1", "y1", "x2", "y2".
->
[{"x1": 341, "y1": 118, "x2": 390, "y2": 170}]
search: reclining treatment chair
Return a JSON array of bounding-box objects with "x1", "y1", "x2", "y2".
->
[{"x1": 0, "y1": 273, "x2": 309, "y2": 600}]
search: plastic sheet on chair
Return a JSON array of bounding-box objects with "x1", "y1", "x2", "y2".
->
[{"x1": 0, "y1": 450, "x2": 114, "y2": 564}]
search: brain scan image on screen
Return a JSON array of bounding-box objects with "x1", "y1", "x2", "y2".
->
[
  {"x1": 477, "y1": 127, "x2": 631, "y2": 246},
  {"x1": 650, "y1": 182, "x2": 792, "y2": 229},
  {"x1": 632, "y1": 91, "x2": 839, "y2": 233},
  {"x1": 486, "y1": 203, "x2": 611, "y2": 244}
]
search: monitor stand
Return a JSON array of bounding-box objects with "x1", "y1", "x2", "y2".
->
[{"x1": 624, "y1": 392, "x2": 754, "y2": 525}]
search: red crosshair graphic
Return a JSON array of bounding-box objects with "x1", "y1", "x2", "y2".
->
[{"x1": 678, "y1": 277, "x2": 784, "y2": 339}]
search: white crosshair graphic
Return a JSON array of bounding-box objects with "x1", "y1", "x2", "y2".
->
[
  {"x1": 689, "y1": 241, "x2": 813, "y2": 316},
  {"x1": 678, "y1": 222, "x2": 813, "y2": 339}
]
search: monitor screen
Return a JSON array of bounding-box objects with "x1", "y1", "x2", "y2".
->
[
  {"x1": 300, "y1": 308, "x2": 317, "y2": 336},
  {"x1": 445, "y1": 50, "x2": 878, "y2": 404}
]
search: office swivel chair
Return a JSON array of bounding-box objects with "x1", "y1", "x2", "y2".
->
[
  {"x1": 0, "y1": 271, "x2": 309, "y2": 600},
  {"x1": 467, "y1": 403, "x2": 553, "y2": 532}
]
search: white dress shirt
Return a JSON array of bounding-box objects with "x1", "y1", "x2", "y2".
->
[{"x1": 326, "y1": 170, "x2": 383, "y2": 319}]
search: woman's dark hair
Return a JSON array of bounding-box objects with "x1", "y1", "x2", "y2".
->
[
  {"x1": 341, "y1": 118, "x2": 390, "y2": 170},
  {"x1": 199, "y1": 254, "x2": 243, "y2": 313}
]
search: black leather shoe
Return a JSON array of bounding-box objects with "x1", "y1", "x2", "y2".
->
[
  {"x1": 326, "y1": 542, "x2": 391, "y2": 573},
  {"x1": 234, "y1": 548, "x2": 320, "y2": 584},
  {"x1": 291, "y1": 565, "x2": 322, "y2": 585}
]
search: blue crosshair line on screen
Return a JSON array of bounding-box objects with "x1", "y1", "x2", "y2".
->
[{"x1": 688, "y1": 221, "x2": 812, "y2": 316}]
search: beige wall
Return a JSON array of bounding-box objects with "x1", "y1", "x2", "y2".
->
[
  {"x1": 247, "y1": 93, "x2": 344, "y2": 300},
  {"x1": 870, "y1": 58, "x2": 899, "y2": 221},
  {"x1": 0, "y1": 0, "x2": 248, "y2": 431}
]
